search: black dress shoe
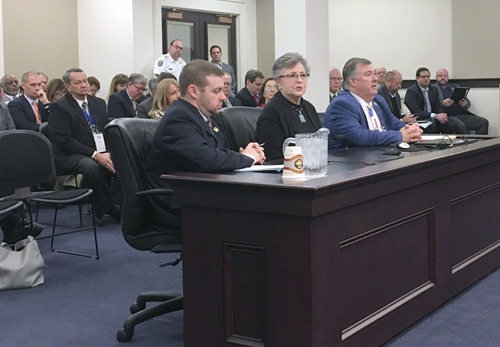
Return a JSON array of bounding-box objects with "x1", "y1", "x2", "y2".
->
[
  {"x1": 3, "y1": 220, "x2": 44, "y2": 244},
  {"x1": 108, "y1": 206, "x2": 121, "y2": 223},
  {"x1": 93, "y1": 215, "x2": 104, "y2": 227}
]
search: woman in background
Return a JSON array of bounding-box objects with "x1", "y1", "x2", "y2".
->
[
  {"x1": 46, "y1": 78, "x2": 66, "y2": 102},
  {"x1": 106, "y1": 73, "x2": 128, "y2": 101},
  {"x1": 256, "y1": 52, "x2": 321, "y2": 162},
  {"x1": 148, "y1": 78, "x2": 180, "y2": 120},
  {"x1": 87, "y1": 76, "x2": 101, "y2": 96},
  {"x1": 257, "y1": 77, "x2": 278, "y2": 108}
]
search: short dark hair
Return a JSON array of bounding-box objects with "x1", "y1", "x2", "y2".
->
[
  {"x1": 244, "y1": 69, "x2": 265, "y2": 84},
  {"x1": 62, "y1": 68, "x2": 84, "y2": 84},
  {"x1": 210, "y1": 45, "x2": 221, "y2": 54},
  {"x1": 179, "y1": 59, "x2": 224, "y2": 97},
  {"x1": 416, "y1": 67, "x2": 430, "y2": 78},
  {"x1": 158, "y1": 72, "x2": 177, "y2": 82},
  {"x1": 87, "y1": 76, "x2": 100, "y2": 89},
  {"x1": 170, "y1": 39, "x2": 181, "y2": 46},
  {"x1": 384, "y1": 71, "x2": 395, "y2": 81}
]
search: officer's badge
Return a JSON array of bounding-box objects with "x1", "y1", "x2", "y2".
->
[{"x1": 158, "y1": 60, "x2": 163, "y2": 66}]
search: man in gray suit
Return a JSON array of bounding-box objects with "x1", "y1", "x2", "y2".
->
[
  {"x1": 210, "y1": 45, "x2": 236, "y2": 93},
  {"x1": 0, "y1": 84, "x2": 15, "y2": 130}
]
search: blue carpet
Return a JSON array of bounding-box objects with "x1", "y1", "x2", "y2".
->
[{"x1": 2, "y1": 205, "x2": 500, "y2": 346}]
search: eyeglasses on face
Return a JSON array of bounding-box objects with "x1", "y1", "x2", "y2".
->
[
  {"x1": 172, "y1": 45, "x2": 183, "y2": 50},
  {"x1": 265, "y1": 85, "x2": 278, "y2": 91},
  {"x1": 133, "y1": 84, "x2": 146, "y2": 93},
  {"x1": 279, "y1": 73, "x2": 310, "y2": 80}
]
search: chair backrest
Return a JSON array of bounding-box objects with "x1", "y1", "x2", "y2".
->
[
  {"x1": 317, "y1": 112, "x2": 325, "y2": 124},
  {"x1": 212, "y1": 106, "x2": 262, "y2": 151},
  {"x1": 104, "y1": 118, "x2": 180, "y2": 250},
  {"x1": 0, "y1": 130, "x2": 56, "y2": 191}
]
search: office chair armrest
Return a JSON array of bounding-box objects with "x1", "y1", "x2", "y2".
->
[{"x1": 135, "y1": 188, "x2": 173, "y2": 197}]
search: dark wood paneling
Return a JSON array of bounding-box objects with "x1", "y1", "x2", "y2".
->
[{"x1": 224, "y1": 243, "x2": 266, "y2": 346}]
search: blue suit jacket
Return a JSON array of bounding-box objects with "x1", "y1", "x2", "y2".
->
[{"x1": 323, "y1": 91, "x2": 405, "y2": 149}]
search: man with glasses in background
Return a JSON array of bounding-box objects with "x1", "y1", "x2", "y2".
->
[
  {"x1": 221, "y1": 72, "x2": 241, "y2": 108},
  {"x1": 329, "y1": 68, "x2": 343, "y2": 101},
  {"x1": 154, "y1": 39, "x2": 186, "y2": 80},
  {"x1": 107, "y1": 73, "x2": 148, "y2": 119},
  {"x1": 405, "y1": 67, "x2": 466, "y2": 134}
]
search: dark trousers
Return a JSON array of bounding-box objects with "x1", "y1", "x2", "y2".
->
[
  {"x1": 75, "y1": 157, "x2": 122, "y2": 216},
  {"x1": 451, "y1": 114, "x2": 489, "y2": 134},
  {"x1": 424, "y1": 116, "x2": 468, "y2": 134}
]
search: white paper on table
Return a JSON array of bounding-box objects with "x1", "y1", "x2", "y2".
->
[
  {"x1": 235, "y1": 165, "x2": 284, "y2": 172},
  {"x1": 421, "y1": 135, "x2": 457, "y2": 141}
]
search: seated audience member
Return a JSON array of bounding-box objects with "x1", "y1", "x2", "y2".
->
[
  {"x1": 0, "y1": 213, "x2": 43, "y2": 244},
  {"x1": 377, "y1": 70, "x2": 417, "y2": 123},
  {"x1": 404, "y1": 67, "x2": 467, "y2": 134},
  {"x1": 136, "y1": 77, "x2": 159, "y2": 118},
  {"x1": 145, "y1": 60, "x2": 265, "y2": 230},
  {"x1": 221, "y1": 72, "x2": 241, "y2": 108},
  {"x1": 107, "y1": 73, "x2": 148, "y2": 119},
  {"x1": 236, "y1": 69, "x2": 265, "y2": 107},
  {"x1": 87, "y1": 76, "x2": 101, "y2": 97},
  {"x1": 324, "y1": 58, "x2": 422, "y2": 149},
  {"x1": 154, "y1": 39, "x2": 186, "y2": 79},
  {"x1": 8, "y1": 71, "x2": 49, "y2": 131},
  {"x1": 158, "y1": 72, "x2": 177, "y2": 81},
  {"x1": 329, "y1": 68, "x2": 343, "y2": 101},
  {"x1": 46, "y1": 78, "x2": 66, "y2": 102},
  {"x1": 1, "y1": 74, "x2": 21, "y2": 102},
  {"x1": 257, "y1": 77, "x2": 278, "y2": 108},
  {"x1": 210, "y1": 45, "x2": 236, "y2": 93},
  {"x1": 38, "y1": 72, "x2": 48, "y2": 92},
  {"x1": 0, "y1": 84, "x2": 15, "y2": 130},
  {"x1": 106, "y1": 73, "x2": 128, "y2": 101},
  {"x1": 148, "y1": 78, "x2": 180, "y2": 120},
  {"x1": 256, "y1": 52, "x2": 322, "y2": 162},
  {"x1": 433, "y1": 68, "x2": 488, "y2": 134},
  {"x1": 374, "y1": 66, "x2": 387, "y2": 86},
  {"x1": 48, "y1": 68, "x2": 120, "y2": 225}
]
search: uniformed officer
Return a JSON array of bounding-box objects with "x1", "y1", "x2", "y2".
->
[{"x1": 154, "y1": 39, "x2": 186, "y2": 80}]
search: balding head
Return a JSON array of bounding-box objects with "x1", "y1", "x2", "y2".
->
[
  {"x1": 385, "y1": 69, "x2": 402, "y2": 94},
  {"x1": 374, "y1": 66, "x2": 387, "y2": 85},
  {"x1": 329, "y1": 68, "x2": 342, "y2": 93},
  {"x1": 436, "y1": 68, "x2": 449, "y2": 86}
]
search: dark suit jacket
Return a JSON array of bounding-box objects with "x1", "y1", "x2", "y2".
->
[
  {"x1": 107, "y1": 89, "x2": 147, "y2": 119},
  {"x1": 220, "y1": 62, "x2": 237, "y2": 93},
  {"x1": 136, "y1": 96, "x2": 153, "y2": 118},
  {"x1": 221, "y1": 95, "x2": 242, "y2": 108},
  {"x1": 323, "y1": 91, "x2": 405, "y2": 149},
  {"x1": 235, "y1": 87, "x2": 257, "y2": 107},
  {"x1": 8, "y1": 95, "x2": 49, "y2": 131},
  {"x1": 146, "y1": 98, "x2": 254, "y2": 176},
  {"x1": 48, "y1": 93, "x2": 108, "y2": 173},
  {"x1": 377, "y1": 84, "x2": 402, "y2": 118},
  {"x1": 404, "y1": 83, "x2": 441, "y2": 119}
]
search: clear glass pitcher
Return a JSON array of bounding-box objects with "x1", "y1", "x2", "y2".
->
[{"x1": 282, "y1": 128, "x2": 330, "y2": 179}]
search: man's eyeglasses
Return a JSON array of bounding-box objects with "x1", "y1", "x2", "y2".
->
[
  {"x1": 419, "y1": 75, "x2": 430, "y2": 79},
  {"x1": 172, "y1": 45, "x2": 184, "y2": 51},
  {"x1": 279, "y1": 73, "x2": 310, "y2": 80},
  {"x1": 133, "y1": 84, "x2": 146, "y2": 93}
]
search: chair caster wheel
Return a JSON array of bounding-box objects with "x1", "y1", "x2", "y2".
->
[
  {"x1": 117, "y1": 329, "x2": 133, "y2": 343},
  {"x1": 130, "y1": 304, "x2": 141, "y2": 314}
]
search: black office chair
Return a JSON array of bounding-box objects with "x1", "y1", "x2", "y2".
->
[
  {"x1": 212, "y1": 106, "x2": 262, "y2": 151},
  {"x1": 104, "y1": 118, "x2": 183, "y2": 343},
  {"x1": 317, "y1": 112, "x2": 325, "y2": 124},
  {"x1": 0, "y1": 130, "x2": 98, "y2": 259}
]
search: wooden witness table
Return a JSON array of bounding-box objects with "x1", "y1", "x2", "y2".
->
[{"x1": 163, "y1": 137, "x2": 500, "y2": 347}]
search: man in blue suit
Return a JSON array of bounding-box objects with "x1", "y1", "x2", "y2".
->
[{"x1": 323, "y1": 58, "x2": 422, "y2": 149}]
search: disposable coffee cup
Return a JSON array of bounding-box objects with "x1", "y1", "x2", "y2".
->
[{"x1": 283, "y1": 146, "x2": 305, "y2": 179}]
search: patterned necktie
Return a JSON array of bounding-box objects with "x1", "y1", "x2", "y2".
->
[
  {"x1": 206, "y1": 117, "x2": 214, "y2": 134},
  {"x1": 423, "y1": 89, "x2": 432, "y2": 113},
  {"x1": 82, "y1": 102, "x2": 97, "y2": 133},
  {"x1": 367, "y1": 104, "x2": 381, "y2": 130},
  {"x1": 32, "y1": 101, "x2": 41, "y2": 125},
  {"x1": 253, "y1": 94, "x2": 258, "y2": 104},
  {"x1": 225, "y1": 100, "x2": 232, "y2": 107}
]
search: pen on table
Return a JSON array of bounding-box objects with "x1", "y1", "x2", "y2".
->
[{"x1": 259, "y1": 143, "x2": 265, "y2": 147}]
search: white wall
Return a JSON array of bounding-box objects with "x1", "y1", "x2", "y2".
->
[
  {"x1": 328, "y1": 0, "x2": 453, "y2": 80},
  {"x1": 467, "y1": 89, "x2": 500, "y2": 135},
  {"x1": 133, "y1": 0, "x2": 155, "y2": 79},
  {"x1": 0, "y1": 0, "x2": 4, "y2": 77},
  {"x1": 77, "y1": 0, "x2": 135, "y2": 99}
]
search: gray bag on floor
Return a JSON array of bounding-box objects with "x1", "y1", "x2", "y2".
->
[{"x1": 0, "y1": 236, "x2": 46, "y2": 290}]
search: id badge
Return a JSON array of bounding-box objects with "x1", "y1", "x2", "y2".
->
[{"x1": 93, "y1": 132, "x2": 106, "y2": 153}]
